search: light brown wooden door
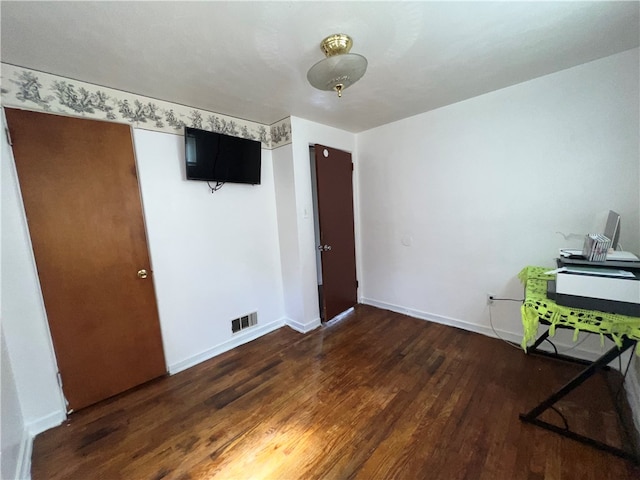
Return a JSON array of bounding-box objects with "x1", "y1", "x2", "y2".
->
[
  {"x1": 6, "y1": 108, "x2": 166, "y2": 411},
  {"x1": 314, "y1": 144, "x2": 358, "y2": 321}
]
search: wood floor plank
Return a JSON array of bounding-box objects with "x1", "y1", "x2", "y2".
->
[{"x1": 30, "y1": 305, "x2": 639, "y2": 479}]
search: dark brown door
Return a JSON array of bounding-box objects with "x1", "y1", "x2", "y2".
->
[
  {"x1": 314, "y1": 144, "x2": 358, "y2": 321},
  {"x1": 6, "y1": 108, "x2": 166, "y2": 411}
]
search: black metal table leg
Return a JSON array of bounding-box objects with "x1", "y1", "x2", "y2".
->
[
  {"x1": 526, "y1": 327, "x2": 608, "y2": 368},
  {"x1": 520, "y1": 336, "x2": 639, "y2": 463},
  {"x1": 530, "y1": 329, "x2": 550, "y2": 349}
]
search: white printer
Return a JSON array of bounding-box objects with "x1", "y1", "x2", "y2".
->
[{"x1": 549, "y1": 258, "x2": 640, "y2": 317}]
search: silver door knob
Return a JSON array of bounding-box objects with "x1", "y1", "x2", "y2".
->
[{"x1": 317, "y1": 245, "x2": 332, "y2": 251}]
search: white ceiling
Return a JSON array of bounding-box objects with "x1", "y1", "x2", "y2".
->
[{"x1": 1, "y1": 1, "x2": 639, "y2": 133}]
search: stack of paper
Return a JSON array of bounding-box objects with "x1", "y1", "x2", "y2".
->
[{"x1": 606, "y1": 251, "x2": 640, "y2": 261}]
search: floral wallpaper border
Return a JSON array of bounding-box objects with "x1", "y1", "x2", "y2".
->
[{"x1": 0, "y1": 63, "x2": 292, "y2": 149}]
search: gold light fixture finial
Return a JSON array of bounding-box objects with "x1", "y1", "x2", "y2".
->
[
  {"x1": 307, "y1": 33, "x2": 367, "y2": 98},
  {"x1": 320, "y1": 34, "x2": 353, "y2": 57}
]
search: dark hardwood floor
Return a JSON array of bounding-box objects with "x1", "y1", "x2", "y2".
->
[{"x1": 32, "y1": 305, "x2": 639, "y2": 479}]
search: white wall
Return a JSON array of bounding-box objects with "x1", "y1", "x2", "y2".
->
[
  {"x1": 282, "y1": 117, "x2": 357, "y2": 328},
  {"x1": 133, "y1": 129, "x2": 286, "y2": 373},
  {"x1": 272, "y1": 143, "x2": 305, "y2": 325},
  {"x1": 356, "y1": 48, "x2": 639, "y2": 354},
  {"x1": 1, "y1": 328, "x2": 29, "y2": 480}
]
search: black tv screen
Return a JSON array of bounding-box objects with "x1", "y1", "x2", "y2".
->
[{"x1": 184, "y1": 127, "x2": 261, "y2": 185}]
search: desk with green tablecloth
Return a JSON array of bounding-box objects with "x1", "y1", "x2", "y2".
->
[{"x1": 518, "y1": 266, "x2": 640, "y2": 463}]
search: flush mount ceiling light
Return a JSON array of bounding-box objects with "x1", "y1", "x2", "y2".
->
[{"x1": 307, "y1": 33, "x2": 368, "y2": 98}]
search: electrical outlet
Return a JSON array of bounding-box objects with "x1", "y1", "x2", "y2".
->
[{"x1": 486, "y1": 294, "x2": 495, "y2": 306}]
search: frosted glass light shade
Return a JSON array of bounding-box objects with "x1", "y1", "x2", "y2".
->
[{"x1": 307, "y1": 53, "x2": 368, "y2": 94}]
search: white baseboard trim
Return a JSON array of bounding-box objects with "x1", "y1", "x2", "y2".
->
[
  {"x1": 625, "y1": 358, "x2": 640, "y2": 438},
  {"x1": 285, "y1": 317, "x2": 321, "y2": 334},
  {"x1": 25, "y1": 410, "x2": 66, "y2": 437},
  {"x1": 168, "y1": 318, "x2": 286, "y2": 375},
  {"x1": 360, "y1": 297, "x2": 604, "y2": 362},
  {"x1": 16, "y1": 429, "x2": 33, "y2": 480}
]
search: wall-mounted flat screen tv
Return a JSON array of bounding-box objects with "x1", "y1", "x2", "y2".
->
[{"x1": 184, "y1": 127, "x2": 261, "y2": 185}]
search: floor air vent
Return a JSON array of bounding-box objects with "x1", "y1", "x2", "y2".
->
[{"x1": 231, "y1": 312, "x2": 258, "y2": 334}]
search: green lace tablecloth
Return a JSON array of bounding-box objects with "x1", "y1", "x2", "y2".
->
[{"x1": 519, "y1": 266, "x2": 640, "y2": 354}]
